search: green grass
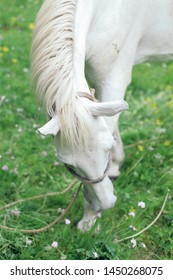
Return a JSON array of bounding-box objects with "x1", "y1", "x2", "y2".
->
[{"x1": 0, "y1": 0, "x2": 173, "y2": 260}]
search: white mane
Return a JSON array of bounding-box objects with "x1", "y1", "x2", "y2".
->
[{"x1": 31, "y1": 0, "x2": 92, "y2": 147}]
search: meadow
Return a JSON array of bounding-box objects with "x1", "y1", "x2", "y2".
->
[{"x1": 0, "y1": 0, "x2": 173, "y2": 260}]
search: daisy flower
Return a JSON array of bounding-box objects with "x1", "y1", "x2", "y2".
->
[{"x1": 131, "y1": 238, "x2": 137, "y2": 248}]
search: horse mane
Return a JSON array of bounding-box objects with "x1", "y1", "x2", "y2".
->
[{"x1": 31, "y1": 0, "x2": 92, "y2": 147}]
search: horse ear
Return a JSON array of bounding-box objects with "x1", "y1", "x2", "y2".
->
[
  {"x1": 88, "y1": 100, "x2": 129, "y2": 117},
  {"x1": 38, "y1": 116, "x2": 60, "y2": 136}
]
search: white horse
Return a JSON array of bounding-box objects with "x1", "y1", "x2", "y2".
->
[{"x1": 31, "y1": 0, "x2": 173, "y2": 232}]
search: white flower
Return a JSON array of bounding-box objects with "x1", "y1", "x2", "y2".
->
[
  {"x1": 0, "y1": 96, "x2": 6, "y2": 102},
  {"x1": 65, "y1": 219, "x2": 71, "y2": 225},
  {"x1": 58, "y1": 208, "x2": 65, "y2": 214},
  {"x1": 41, "y1": 151, "x2": 48, "y2": 157},
  {"x1": 17, "y1": 108, "x2": 24, "y2": 113},
  {"x1": 45, "y1": 245, "x2": 52, "y2": 251},
  {"x1": 11, "y1": 209, "x2": 21, "y2": 217},
  {"x1": 131, "y1": 238, "x2": 137, "y2": 248},
  {"x1": 129, "y1": 211, "x2": 136, "y2": 217},
  {"x1": 140, "y1": 242, "x2": 146, "y2": 249},
  {"x1": 2, "y1": 165, "x2": 9, "y2": 171},
  {"x1": 26, "y1": 239, "x2": 32, "y2": 245},
  {"x1": 154, "y1": 153, "x2": 162, "y2": 160},
  {"x1": 18, "y1": 128, "x2": 23, "y2": 133},
  {"x1": 138, "y1": 201, "x2": 146, "y2": 209},
  {"x1": 148, "y1": 146, "x2": 154, "y2": 151},
  {"x1": 51, "y1": 241, "x2": 58, "y2": 248},
  {"x1": 129, "y1": 225, "x2": 137, "y2": 231},
  {"x1": 23, "y1": 67, "x2": 29, "y2": 73},
  {"x1": 93, "y1": 252, "x2": 99, "y2": 258},
  {"x1": 33, "y1": 124, "x2": 38, "y2": 129}
]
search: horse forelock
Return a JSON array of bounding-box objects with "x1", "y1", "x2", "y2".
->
[{"x1": 31, "y1": 0, "x2": 92, "y2": 148}]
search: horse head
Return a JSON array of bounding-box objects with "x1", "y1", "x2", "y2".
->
[{"x1": 38, "y1": 97, "x2": 128, "y2": 231}]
